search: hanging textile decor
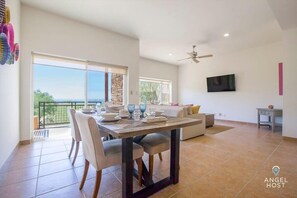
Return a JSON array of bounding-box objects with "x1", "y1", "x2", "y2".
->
[
  {"x1": 0, "y1": 33, "x2": 10, "y2": 64},
  {"x1": 0, "y1": 0, "x2": 4, "y2": 24},
  {"x1": 0, "y1": 1, "x2": 20, "y2": 65},
  {"x1": 6, "y1": 49, "x2": 13, "y2": 64},
  {"x1": 13, "y1": 43, "x2": 19, "y2": 61},
  {"x1": 3, "y1": 6, "x2": 9, "y2": 23},
  {"x1": 2, "y1": 23, "x2": 14, "y2": 51}
]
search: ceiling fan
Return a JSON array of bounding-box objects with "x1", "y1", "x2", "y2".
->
[{"x1": 178, "y1": 45, "x2": 213, "y2": 63}]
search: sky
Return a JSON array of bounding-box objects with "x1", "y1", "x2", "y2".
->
[{"x1": 34, "y1": 64, "x2": 110, "y2": 101}]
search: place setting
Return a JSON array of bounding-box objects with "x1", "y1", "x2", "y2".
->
[
  {"x1": 127, "y1": 103, "x2": 168, "y2": 123},
  {"x1": 90, "y1": 103, "x2": 169, "y2": 125}
]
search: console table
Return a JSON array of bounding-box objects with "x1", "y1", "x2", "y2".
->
[{"x1": 257, "y1": 108, "x2": 282, "y2": 132}]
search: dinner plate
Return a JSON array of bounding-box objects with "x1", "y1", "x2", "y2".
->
[
  {"x1": 119, "y1": 115, "x2": 129, "y2": 118},
  {"x1": 82, "y1": 110, "x2": 95, "y2": 114},
  {"x1": 101, "y1": 116, "x2": 121, "y2": 122},
  {"x1": 141, "y1": 116, "x2": 168, "y2": 123}
]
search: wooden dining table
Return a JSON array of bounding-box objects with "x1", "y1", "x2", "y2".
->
[{"x1": 94, "y1": 116, "x2": 202, "y2": 198}]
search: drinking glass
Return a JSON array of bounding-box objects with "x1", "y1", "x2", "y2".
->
[
  {"x1": 96, "y1": 103, "x2": 101, "y2": 115},
  {"x1": 149, "y1": 108, "x2": 156, "y2": 117},
  {"x1": 134, "y1": 107, "x2": 141, "y2": 121},
  {"x1": 127, "y1": 104, "x2": 135, "y2": 119},
  {"x1": 139, "y1": 104, "x2": 146, "y2": 118}
]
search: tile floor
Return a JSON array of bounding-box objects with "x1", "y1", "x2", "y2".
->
[{"x1": 0, "y1": 121, "x2": 296, "y2": 198}]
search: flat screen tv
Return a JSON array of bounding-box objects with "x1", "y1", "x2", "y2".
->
[{"x1": 207, "y1": 74, "x2": 236, "y2": 92}]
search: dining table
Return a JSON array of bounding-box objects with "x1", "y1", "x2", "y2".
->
[{"x1": 94, "y1": 116, "x2": 202, "y2": 198}]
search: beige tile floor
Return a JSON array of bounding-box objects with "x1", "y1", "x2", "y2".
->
[{"x1": 0, "y1": 121, "x2": 296, "y2": 198}]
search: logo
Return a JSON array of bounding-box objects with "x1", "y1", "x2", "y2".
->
[
  {"x1": 272, "y1": 166, "x2": 280, "y2": 176},
  {"x1": 264, "y1": 165, "x2": 288, "y2": 188}
]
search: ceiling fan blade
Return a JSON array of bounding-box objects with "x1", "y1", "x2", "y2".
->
[
  {"x1": 187, "y1": 52, "x2": 194, "y2": 57},
  {"x1": 177, "y1": 57, "x2": 192, "y2": 61},
  {"x1": 198, "y1": 54, "x2": 213, "y2": 58},
  {"x1": 192, "y1": 58, "x2": 199, "y2": 63}
]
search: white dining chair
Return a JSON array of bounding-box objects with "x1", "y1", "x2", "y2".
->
[
  {"x1": 75, "y1": 112, "x2": 144, "y2": 198},
  {"x1": 137, "y1": 133, "x2": 170, "y2": 178},
  {"x1": 67, "y1": 108, "x2": 109, "y2": 165},
  {"x1": 67, "y1": 108, "x2": 82, "y2": 165}
]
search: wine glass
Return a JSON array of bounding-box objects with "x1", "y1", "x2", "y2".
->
[
  {"x1": 139, "y1": 104, "x2": 146, "y2": 118},
  {"x1": 127, "y1": 104, "x2": 135, "y2": 119}
]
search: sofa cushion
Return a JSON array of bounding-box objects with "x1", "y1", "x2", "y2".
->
[
  {"x1": 181, "y1": 105, "x2": 192, "y2": 116},
  {"x1": 187, "y1": 106, "x2": 192, "y2": 115},
  {"x1": 147, "y1": 104, "x2": 184, "y2": 118},
  {"x1": 182, "y1": 107, "x2": 188, "y2": 116}
]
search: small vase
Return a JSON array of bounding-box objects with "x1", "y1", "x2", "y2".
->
[{"x1": 268, "y1": 105, "x2": 274, "y2": 109}]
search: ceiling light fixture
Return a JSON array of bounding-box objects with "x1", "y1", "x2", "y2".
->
[
  {"x1": 224, "y1": 33, "x2": 230, "y2": 37},
  {"x1": 169, "y1": 53, "x2": 173, "y2": 56}
]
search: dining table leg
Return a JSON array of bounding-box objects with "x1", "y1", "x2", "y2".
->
[
  {"x1": 170, "y1": 128, "x2": 180, "y2": 184},
  {"x1": 122, "y1": 137, "x2": 133, "y2": 198}
]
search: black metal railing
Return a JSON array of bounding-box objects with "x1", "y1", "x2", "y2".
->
[{"x1": 37, "y1": 101, "x2": 99, "y2": 129}]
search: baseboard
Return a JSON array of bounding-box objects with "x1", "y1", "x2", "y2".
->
[
  {"x1": 19, "y1": 139, "x2": 31, "y2": 145},
  {"x1": 215, "y1": 119, "x2": 256, "y2": 126},
  {"x1": 9, "y1": 142, "x2": 20, "y2": 158},
  {"x1": 282, "y1": 136, "x2": 297, "y2": 141},
  {"x1": 0, "y1": 142, "x2": 20, "y2": 170}
]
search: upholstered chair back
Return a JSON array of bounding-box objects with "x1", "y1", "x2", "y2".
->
[
  {"x1": 67, "y1": 108, "x2": 81, "y2": 142},
  {"x1": 75, "y1": 112, "x2": 105, "y2": 170}
]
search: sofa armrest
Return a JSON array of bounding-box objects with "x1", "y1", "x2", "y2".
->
[
  {"x1": 186, "y1": 113, "x2": 206, "y2": 127},
  {"x1": 180, "y1": 113, "x2": 206, "y2": 141}
]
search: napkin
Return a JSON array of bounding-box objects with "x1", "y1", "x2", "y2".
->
[{"x1": 142, "y1": 116, "x2": 168, "y2": 123}]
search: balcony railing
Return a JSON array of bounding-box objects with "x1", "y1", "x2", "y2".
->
[{"x1": 37, "y1": 101, "x2": 99, "y2": 129}]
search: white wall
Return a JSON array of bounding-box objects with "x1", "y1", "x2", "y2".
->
[
  {"x1": 139, "y1": 58, "x2": 178, "y2": 102},
  {"x1": 178, "y1": 42, "x2": 283, "y2": 123},
  {"x1": 20, "y1": 5, "x2": 139, "y2": 141},
  {"x1": 0, "y1": 0, "x2": 20, "y2": 168},
  {"x1": 283, "y1": 27, "x2": 297, "y2": 138}
]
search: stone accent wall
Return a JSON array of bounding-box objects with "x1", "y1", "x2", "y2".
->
[{"x1": 111, "y1": 74, "x2": 123, "y2": 105}]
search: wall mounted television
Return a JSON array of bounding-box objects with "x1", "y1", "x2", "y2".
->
[{"x1": 207, "y1": 74, "x2": 236, "y2": 92}]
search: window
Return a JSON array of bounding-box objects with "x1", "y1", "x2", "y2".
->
[
  {"x1": 33, "y1": 53, "x2": 127, "y2": 106},
  {"x1": 139, "y1": 78, "x2": 172, "y2": 105}
]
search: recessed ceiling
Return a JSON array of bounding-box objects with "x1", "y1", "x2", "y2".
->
[
  {"x1": 21, "y1": 0, "x2": 282, "y2": 65},
  {"x1": 267, "y1": 0, "x2": 297, "y2": 30}
]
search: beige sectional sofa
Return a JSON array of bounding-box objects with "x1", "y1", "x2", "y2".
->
[{"x1": 147, "y1": 105, "x2": 206, "y2": 140}]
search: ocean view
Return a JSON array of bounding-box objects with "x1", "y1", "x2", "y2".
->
[{"x1": 54, "y1": 99, "x2": 105, "y2": 103}]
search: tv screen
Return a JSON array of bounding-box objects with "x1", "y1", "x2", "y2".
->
[{"x1": 207, "y1": 74, "x2": 236, "y2": 92}]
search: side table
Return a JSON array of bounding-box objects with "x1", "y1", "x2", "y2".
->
[
  {"x1": 257, "y1": 108, "x2": 282, "y2": 132},
  {"x1": 205, "y1": 114, "x2": 214, "y2": 128}
]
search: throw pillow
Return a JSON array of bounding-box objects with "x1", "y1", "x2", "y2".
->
[
  {"x1": 192, "y1": 105, "x2": 200, "y2": 114},
  {"x1": 182, "y1": 107, "x2": 188, "y2": 117},
  {"x1": 187, "y1": 106, "x2": 192, "y2": 115}
]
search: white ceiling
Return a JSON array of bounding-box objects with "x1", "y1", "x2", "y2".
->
[
  {"x1": 21, "y1": 0, "x2": 283, "y2": 65},
  {"x1": 267, "y1": 0, "x2": 297, "y2": 30}
]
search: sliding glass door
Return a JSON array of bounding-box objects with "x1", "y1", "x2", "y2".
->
[
  {"x1": 87, "y1": 67, "x2": 106, "y2": 104},
  {"x1": 88, "y1": 63, "x2": 127, "y2": 106}
]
